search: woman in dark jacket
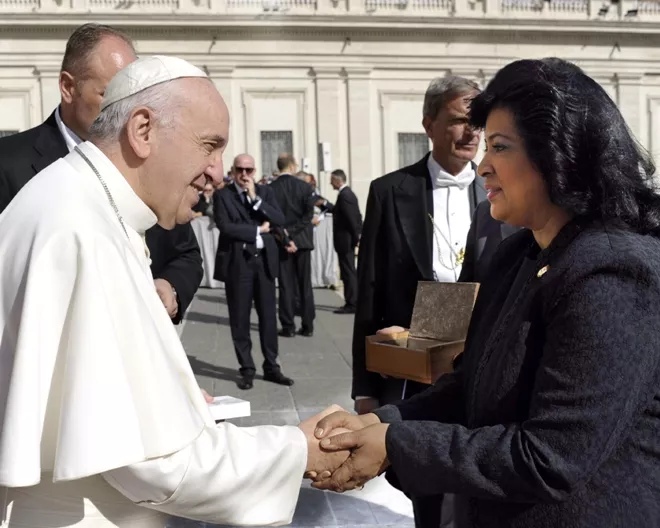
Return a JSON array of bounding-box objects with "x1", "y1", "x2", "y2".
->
[{"x1": 311, "y1": 58, "x2": 660, "y2": 527}]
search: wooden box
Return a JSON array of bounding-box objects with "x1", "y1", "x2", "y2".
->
[{"x1": 365, "y1": 281, "x2": 479, "y2": 384}]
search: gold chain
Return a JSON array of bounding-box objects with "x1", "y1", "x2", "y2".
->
[{"x1": 428, "y1": 213, "x2": 465, "y2": 270}]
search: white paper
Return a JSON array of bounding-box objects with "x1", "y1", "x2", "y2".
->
[{"x1": 208, "y1": 396, "x2": 251, "y2": 421}]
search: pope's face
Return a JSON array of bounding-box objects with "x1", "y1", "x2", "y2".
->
[{"x1": 150, "y1": 78, "x2": 229, "y2": 229}]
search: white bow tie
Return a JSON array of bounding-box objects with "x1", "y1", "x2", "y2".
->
[{"x1": 431, "y1": 169, "x2": 474, "y2": 190}]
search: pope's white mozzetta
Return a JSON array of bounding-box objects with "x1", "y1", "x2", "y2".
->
[{"x1": 0, "y1": 56, "x2": 309, "y2": 528}]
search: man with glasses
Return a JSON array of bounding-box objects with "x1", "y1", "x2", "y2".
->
[{"x1": 213, "y1": 154, "x2": 294, "y2": 390}]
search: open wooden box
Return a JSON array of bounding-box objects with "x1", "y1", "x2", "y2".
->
[{"x1": 366, "y1": 281, "x2": 479, "y2": 384}]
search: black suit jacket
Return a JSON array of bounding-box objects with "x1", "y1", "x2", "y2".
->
[
  {"x1": 0, "y1": 111, "x2": 203, "y2": 324},
  {"x1": 212, "y1": 184, "x2": 285, "y2": 282},
  {"x1": 375, "y1": 221, "x2": 660, "y2": 528},
  {"x1": 269, "y1": 174, "x2": 316, "y2": 250},
  {"x1": 458, "y1": 199, "x2": 521, "y2": 283},
  {"x1": 327, "y1": 186, "x2": 362, "y2": 254},
  {"x1": 352, "y1": 153, "x2": 486, "y2": 399}
]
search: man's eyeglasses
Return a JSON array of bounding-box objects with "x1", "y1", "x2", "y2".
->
[{"x1": 234, "y1": 166, "x2": 255, "y2": 175}]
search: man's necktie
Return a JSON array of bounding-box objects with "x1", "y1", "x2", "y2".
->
[{"x1": 241, "y1": 191, "x2": 258, "y2": 255}]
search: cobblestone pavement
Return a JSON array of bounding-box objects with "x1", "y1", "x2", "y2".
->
[{"x1": 170, "y1": 286, "x2": 414, "y2": 528}]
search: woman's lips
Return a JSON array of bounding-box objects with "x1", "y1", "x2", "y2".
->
[{"x1": 485, "y1": 186, "x2": 501, "y2": 201}]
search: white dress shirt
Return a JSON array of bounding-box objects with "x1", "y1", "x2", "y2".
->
[
  {"x1": 235, "y1": 182, "x2": 265, "y2": 249},
  {"x1": 427, "y1": 155, "x2": 475, "y2": 283},
  {"x1": 54, "y1": 106, "x2": 82, "y2": 152}
]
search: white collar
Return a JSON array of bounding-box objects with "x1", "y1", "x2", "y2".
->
[
  {"x1": 55, "y1": 106, "x2": 83, "y2": 152},
  {"x1": 338, "y1": 183, "x2": 348, "y2": 192},
  {"x1": 427, "y1": 155, "x2": 475, "y2": 191},
  {"x1": 234, "y1": 181, "x2": 247, "y2": 194},
  {"x1": 71, "y1": 142, "x2": 158, "y2": 235}
]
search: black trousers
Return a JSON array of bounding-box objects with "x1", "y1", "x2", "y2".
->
[
  {"x1": 279, "y1": 249, "x2": 315, "y2": 332},
  {"x1": 337, "y1": 249, "x2": 358, "y2": 308},
  {"x1": 225, "y1": 253, "x2": 279, "y2": 376}
]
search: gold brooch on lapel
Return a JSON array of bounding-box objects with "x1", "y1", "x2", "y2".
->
[{"x1": 537, "y1": 265, "x2": 550, "y2": 278}]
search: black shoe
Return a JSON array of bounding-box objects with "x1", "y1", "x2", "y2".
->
[
  {"x1": 334, "y1": 305, "x2": 356, "y2": 314},
  {"x1": 237, "y1": 375, "x2": 254, "y2": 390},
  {"x1": 278, "y1": 328, "x2": 296, "y2": 338},
  {"x1": 263, "y1": 371, "x2": 294, "y2": 386},
  {"x1": 298, "y1": 328, "x2": 313, "y2": 337}
]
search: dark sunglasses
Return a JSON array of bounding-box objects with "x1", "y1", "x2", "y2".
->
[{"x1": 234, "y1": 166, "x2": 255, "y2": 175}]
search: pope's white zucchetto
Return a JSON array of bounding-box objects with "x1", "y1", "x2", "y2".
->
[{"x1": 100, "y1": 55, "x2": 208, "y2": 111}]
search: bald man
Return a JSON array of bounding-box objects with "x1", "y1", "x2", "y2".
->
[
  {"x1": 213, "y1": 154, "x2": 294, "y2": 390},
  {"x1": 0, "y1": 23, "x2": 203, "y2": 324}
]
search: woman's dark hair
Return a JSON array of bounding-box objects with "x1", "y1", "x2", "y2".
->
[{"x1": 470, "y1": 57, "x2": 660, "y2": 235}]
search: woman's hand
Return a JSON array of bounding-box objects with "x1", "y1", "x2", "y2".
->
[
  {"x1": 314, "y1": 410, "x2": 381, "y2": 439},
  {"x1": 305, "y1": 411, "x2": 381, "y2": 480},
  {"x1": 312, "y1": 423, "x2": 391, "y2": 492}
]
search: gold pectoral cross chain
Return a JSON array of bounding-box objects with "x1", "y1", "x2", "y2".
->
[{"x1": 428, "y1": 213, "x2": 465, "y2": 270}]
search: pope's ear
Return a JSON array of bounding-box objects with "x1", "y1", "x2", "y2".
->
[{"x1": 125, "y1": 107, "x2": 153, "y2": 160}]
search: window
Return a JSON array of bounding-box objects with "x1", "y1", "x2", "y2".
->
[
  {"x1": 398, "y1": 132, "x2": 429, "y2": 168},
  {"x1": 260, "y1": 131, "x2": 293, "y2": 177},
  {"x1": 0, "y1": 130, "x2": 18, "y2": 138}
]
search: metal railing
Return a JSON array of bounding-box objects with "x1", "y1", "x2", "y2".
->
[
  {"x1": 1, "y1": 0, "x2": 659, "y2": 20},
  {"x1": 364, "y1": 0, "x2": 451, "y2": 11}
]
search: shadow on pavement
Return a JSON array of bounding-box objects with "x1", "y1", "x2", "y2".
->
[
  {"x1": 187, "y1": 355, "x2": 261, "y2": 383},
  {"x1": 195, "y1": 293, "x2": 228, "y2": 305},
  {"x1": 185, "y1": 311, "x2": 259, "y2": 332},
  {"x1": 167, "y1": 486, "x2": 413, "y2": 528}
]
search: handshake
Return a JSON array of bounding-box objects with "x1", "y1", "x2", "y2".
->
[{"x1": 297, "y1": 405, "x2": 391, "y2": 493}]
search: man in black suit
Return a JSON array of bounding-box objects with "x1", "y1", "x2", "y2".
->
[
  {"x1": 352, "y1": 76, "x2": 489, "y2": 416},
  {"x1": 325, "y1": 169, "x2": 362, "y2": 314},
  {"x1": 213, "y1": 154, "x2": 294, "y2": 390},
  {"x1": 270, "y1": 153, "x2": 316, "y2": 337},
  {"x1": 0, "y1": 23, "x2": 202, "y2": 324}
]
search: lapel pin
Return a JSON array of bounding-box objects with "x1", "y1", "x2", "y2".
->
[{"x1": 537, "y1": 265, "x2": 550, "y2": 278}]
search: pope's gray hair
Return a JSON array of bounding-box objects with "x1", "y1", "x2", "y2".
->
[
  {"x1": 423, "y1": 76, "x2": 481, "y2": 120},
  {"x1": 89, "y1": 82, "x2": 178, "y2": 143}
]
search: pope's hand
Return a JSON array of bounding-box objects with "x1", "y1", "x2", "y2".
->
[
  {"x1": 200, "y1": 388, "x2": 213, "y2": 403},
  {"x1": 312, "y1": 423, "x2": 391, "y2": 493},
  {"x1": 306, "y1": 410, "x2": 381, "y2": 480},
  {"x1": 298, "y1": 405, "x2": 351, "y2": 479},
  {"x1": 154, "y1": 278, "x2": 178, "y2": 318}
]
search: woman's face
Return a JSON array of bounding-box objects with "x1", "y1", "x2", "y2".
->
[{"x1": 478, "y1": 107, "x2": 555, "y2": 229}]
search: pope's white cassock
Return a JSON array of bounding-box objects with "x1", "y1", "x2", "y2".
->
[{"x1": 0, "y1": 141, "x2": 308, "y2": 527}]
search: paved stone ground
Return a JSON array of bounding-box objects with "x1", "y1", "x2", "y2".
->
[{"x1": 170, "y1": 285, "x2": 414, "y2": 528}]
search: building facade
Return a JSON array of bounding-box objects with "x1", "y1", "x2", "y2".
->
[{"x1": 2, "y1": 1, "x2": 660, "y2": 205}]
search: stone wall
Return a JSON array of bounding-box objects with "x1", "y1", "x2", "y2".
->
[{"x1": 1, "y1": 16, "x2": 659, "y2": 206}]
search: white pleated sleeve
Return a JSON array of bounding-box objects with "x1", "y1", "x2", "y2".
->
[{"x1": 103, "y1": 423, "x2": 308, "y2": 526}]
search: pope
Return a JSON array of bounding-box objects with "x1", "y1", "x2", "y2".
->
[{"x1": 0, "y1": 56, "x2": 347, "y2": 527}]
